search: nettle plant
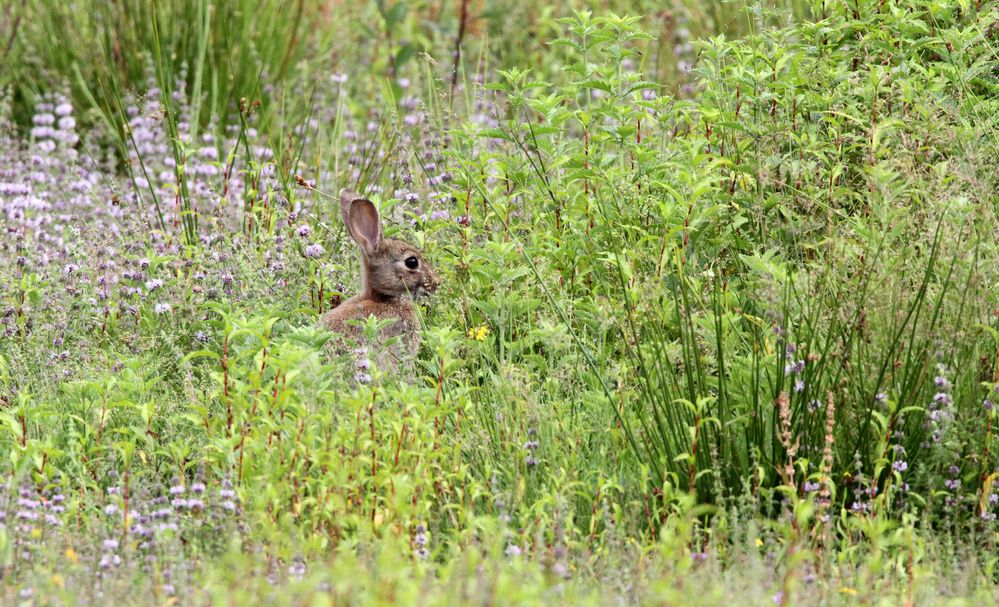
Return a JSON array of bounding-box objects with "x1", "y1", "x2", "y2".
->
[{"x1": 448, "y1": 3, "x2": 998, "y2": 518}]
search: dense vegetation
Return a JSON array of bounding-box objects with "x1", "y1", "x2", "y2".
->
[{"x1": 1, "y1": 0, "x2": 998, "y2": 604}]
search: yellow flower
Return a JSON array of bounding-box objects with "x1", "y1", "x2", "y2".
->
[
  {"x1": 839, "y1": 587, "x2": 858, "y2": 596},
  {"x1": 52, "y1": 573, "x2": 65, "y2": 589},
  {"x1": 754, "y1": 538, "x2": 763, "y2": 547},
  {"x1": 468, "y1": 325, "x2": 489, "y2": 341},
  {"x1": 65, "y1": 548, "x2": 79, "y2": 564}
]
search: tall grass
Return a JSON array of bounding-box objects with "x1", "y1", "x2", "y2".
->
[{"x1": 1, "y1": 0, "x2": 998, "y2": 604}]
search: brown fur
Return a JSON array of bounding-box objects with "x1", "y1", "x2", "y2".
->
[{"x1": 319, "y1": 189, "x2": 441, "y2": 368}]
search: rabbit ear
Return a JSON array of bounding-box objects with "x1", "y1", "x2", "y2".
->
[
  {"x1": 339, "y1": 188, "x2": 361, "y2": 231},
  {"x1": 348, "y1": 198, "x2": 382, "y2": 256},
  {"x1": 339, "y1": 189, "x2": 382, "y2": 255}
]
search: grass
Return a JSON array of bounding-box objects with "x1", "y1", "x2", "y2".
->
[{"x1": 1, "y1": 0, "x2": 998, "y2": 605}]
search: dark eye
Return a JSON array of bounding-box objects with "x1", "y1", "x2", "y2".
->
[{"x1": 405, "y1": 256, "x2": 419, "y2": 269}]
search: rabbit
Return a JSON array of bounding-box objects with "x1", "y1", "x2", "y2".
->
[{"x1": 319, "y1": 189, "x2": 441, "y2": 370}]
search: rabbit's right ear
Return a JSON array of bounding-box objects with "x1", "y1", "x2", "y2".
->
[{"x1": 339, "y1": 188, "x2": 361, "y2": 231}]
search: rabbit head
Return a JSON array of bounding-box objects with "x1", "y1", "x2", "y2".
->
[{"x1": 340, "y1": 188, "x2": 441, "y2": 300}]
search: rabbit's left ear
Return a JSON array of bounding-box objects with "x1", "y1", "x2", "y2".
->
[{"x1": 348, "y1": 198, "x2": 382, "y2": 255}]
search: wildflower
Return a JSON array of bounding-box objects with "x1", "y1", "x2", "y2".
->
[
  {"x1": 296, "y1": 224, "x2": 312, "y2": 238},
  {"x1": 219, "y1": 478, "x2": 236, "y2": 500},
  {"x1": 784, "y1": 360, "x2": 805, "y2": 375},
  {"x1": 467, "y1": 325, "x2": 489, "y2": 341},
  {"x1": 892, "y1": 460, "x2": 908, "y2": 472},
  {"x1": 304, "y1": 243, "x2": 325, "y2": 259},
  {"x1": 414, "y1": 523, "x2": 429, "y2": 559},
  {"x1": 289, "y1": 554, "x2": 307, "y2": 580},
  {"x1": 505, "y1": 544, "x2": 523, "y2": 557}
]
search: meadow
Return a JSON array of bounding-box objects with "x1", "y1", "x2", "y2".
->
[{"x1": 1, "y1": 0, "x2": 998, "y2": 604}]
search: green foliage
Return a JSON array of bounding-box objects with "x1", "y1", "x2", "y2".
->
[{"x1": 1, "y1": 0, "x2": 998, "y2": 604}]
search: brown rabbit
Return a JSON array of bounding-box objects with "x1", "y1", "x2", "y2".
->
[{"x1": 319, "y1": 189, "x2": 441, "y2": 369}]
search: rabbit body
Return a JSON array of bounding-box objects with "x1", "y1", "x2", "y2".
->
[{"x1": 319, "y1": 189, "x2": 440, "y2": 369}]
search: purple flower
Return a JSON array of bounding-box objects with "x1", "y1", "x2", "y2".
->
[
  {"x1": 892, "y1": 460, "x2": 908, "y2": 473},
  {"x1": 289, "y1": 555, "x2": 307, "y2": 579},
  {"x1": 304, "y1": 243, "x2": 325, "y2": 259}
]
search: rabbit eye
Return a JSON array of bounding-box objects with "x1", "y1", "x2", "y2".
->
[{"x1": 405, "y1": 256, "x2": 419, "y2": 269}]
